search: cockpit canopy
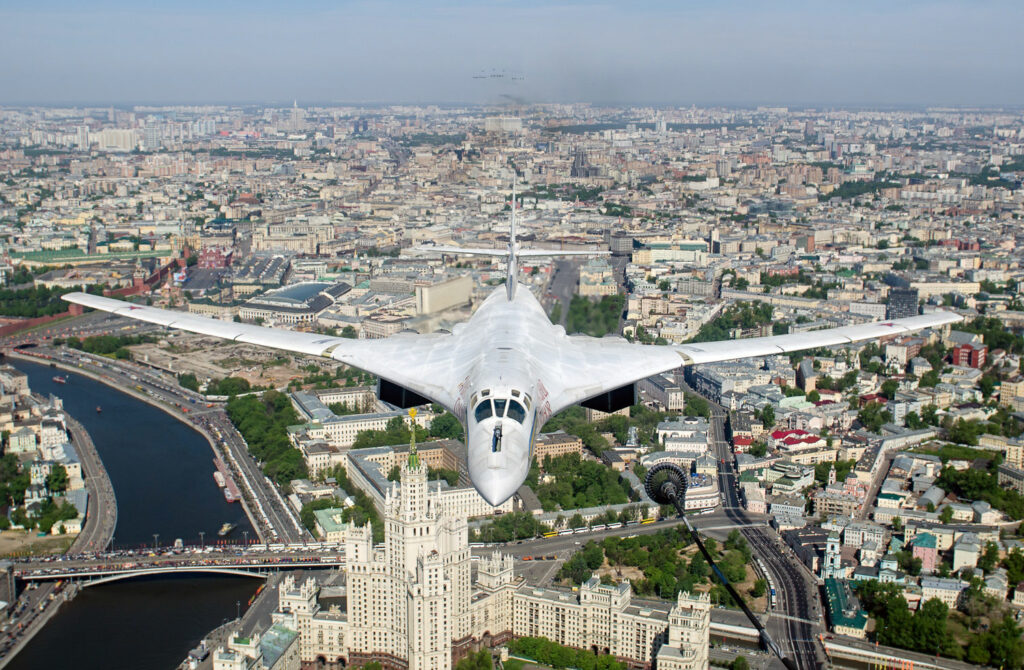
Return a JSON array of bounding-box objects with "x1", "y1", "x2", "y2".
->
[{"x1": 471, "y1": 388, "x2": 531, "y2": 425}]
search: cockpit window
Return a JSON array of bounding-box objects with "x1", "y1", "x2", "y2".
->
[
  {"x1": 474, "y1": 400, "x2": 493, "y2": 422},
  {"x1": 511, "y1": 389, "x2": 520, "y2": 398},
  {"x1": 507, "y1": 400, "x2": 527, "y2": 424},
  {"x1": 493, "y1": 398, "x2": 508, "y2": 418}
]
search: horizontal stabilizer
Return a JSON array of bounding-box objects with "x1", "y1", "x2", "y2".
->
[
  {"x1": 516, "y1": 249, "x2": 609, "y2": 257},
  {"x1": 414, "y1": 246, "x2": 508, "y2": 257},
  {"x1": 414, "y1": 246, "x2": 608, "y2": 257}
]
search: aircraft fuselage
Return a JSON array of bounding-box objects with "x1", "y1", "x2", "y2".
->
[{"x1": 455, "y1": 284, "x2": 555, "y2": 505}]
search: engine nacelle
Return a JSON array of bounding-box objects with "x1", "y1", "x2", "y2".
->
[
  {"x1": 580, "y1": 383, "x2": 635, "y2": 414},
  {"x1": 378, "y1": 378, "x2": 431, "y2": 409}
]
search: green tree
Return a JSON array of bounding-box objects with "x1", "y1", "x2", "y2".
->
[
  {"x1": 300, "y1": 497, "x2": 340, "y2": 533},
  {"x1": 979, "y1": 541, "x2": 1000, "y2": 574},
  {"x1": 477, "y1": 512, "x2": 548, "y2": 543},
  {"x1": 329, "y1": 401, "x2": 362, "y2": 416},
  {"x1": 427, "y1": 467, "x2": 460, "y2": 487},
  {"x1": 939, "y1": 506, "x2": 954, "y2": 524},
  {"x1": 226, "y1": 391, "x2": 307, "y2": 486},
  {"x1": 455, "y1": 650, "x2": 492, "y2": 670},
  {"x1": 177, "y1": 373, "x2": 200, "y2": 392},
  {"x1": 683, "y1": 392, "x2": 710, "y2": 418},
  {"x1": 549, "y1": 301, "x2": 562, "y2": 324},
  {"x1": 207, "y1": 377, "x2": 251, "y2": 397},
  {"x1": 565, "y1": 294, "x2": 626, "y2": 337},
  {"x1": 947, "y1": 418, "x2": 983, "y2": 446},
  {"x1": 45, "y1": 464, "x2": 68, "y2": 493},
  {"x1": 858, "y1": 401, "x2": 892, "y2": 433},
  {"x1": 528, "y1": 453, "x2": 632, "y2": 511},
  {"x1": 429, "y1": 412, "x2": 464, "y2": 440}
]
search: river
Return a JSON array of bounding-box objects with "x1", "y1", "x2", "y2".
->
[{"x1": 5, "y1": 359, "x2": 259, "y2": 669}]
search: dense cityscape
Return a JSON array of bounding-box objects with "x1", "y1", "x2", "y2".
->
[{"x1": 0, "y1": 97, "x2": 1023, "y2": 670}]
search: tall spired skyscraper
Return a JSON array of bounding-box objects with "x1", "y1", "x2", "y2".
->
[{"x1": 345, "y1": 451, "x2": 474, "y2": 670}]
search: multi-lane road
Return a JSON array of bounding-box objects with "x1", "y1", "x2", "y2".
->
[
  {"x1": 64, "y1": 417, "x2": 117, "y2": 553},
  {"x1": 708, "y1": 408, "x2": 824, "y2": 670},
  {"x1": 545, "y1": 260, "x2": 579, "y2": 326},
  {"x1": 191, "y1": 410, "x2": 307, "y2": 543}
]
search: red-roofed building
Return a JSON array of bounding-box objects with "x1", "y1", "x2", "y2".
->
[
  {"x1": 733, "y1": 436, "x2": 753, "y2": 452},
  {"x1": 770, "y1": 428, "x2": 825, "y2": 451},
  {"x1": 859, "y1": 393, "x2": 884, "y2": 407}
]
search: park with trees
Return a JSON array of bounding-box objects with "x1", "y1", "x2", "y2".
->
[
  {"x1": 225, "y1": 390, "x2": 307, "y2": 487},
  {"x1": 526, "y1": 453, "x2": 632, "y2": 512},
  {"x1": 557, "y1": 528, "x2": 757, "y2": 606}
]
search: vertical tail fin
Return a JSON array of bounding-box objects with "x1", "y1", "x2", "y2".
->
[{"x1": 506, "y1": 180, "x2": 518, "y2": 301}]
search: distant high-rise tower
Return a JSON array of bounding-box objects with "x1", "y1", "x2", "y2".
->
[
  {"x1": 886, "y1": 287, "x2": 919, "y2": 320},
  {"x1": 143, "y1": 125, "x2": 161, "y2": 151},
  {"x1": 570, "y1": 149, "x2": 600, "y2": 179},
  {"x1": 290, "y1": 101, "x2": 305, "y2": 131}
]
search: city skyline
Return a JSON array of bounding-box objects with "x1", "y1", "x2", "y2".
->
[{"x1": 2, "y1": 0, "x2": 1024, "y2": 106}]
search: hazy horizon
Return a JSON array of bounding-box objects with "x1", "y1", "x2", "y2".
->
[{"x1": 2, "y1": 0, "x2": 1023, "y2": 107}]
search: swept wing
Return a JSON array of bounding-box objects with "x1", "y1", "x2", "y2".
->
[
  {"x1": 546, "y1": 311, "x2": 961, "y2": 415},
  {"x1": 61, "y1": 293, "x2": 462, "y2": 410}
]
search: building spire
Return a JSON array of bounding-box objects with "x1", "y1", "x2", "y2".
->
[{"x1": 407, "y1": 408, "x2": 419, "y2": 469}]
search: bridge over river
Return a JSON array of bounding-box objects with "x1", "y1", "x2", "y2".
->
[{"x1": 11, "y1": 545, "x2": 344, "y2": 588}]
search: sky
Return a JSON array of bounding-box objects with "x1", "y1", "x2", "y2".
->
[{"x1": 1, "y1": 0, "x2": 1022, "y2": 107}]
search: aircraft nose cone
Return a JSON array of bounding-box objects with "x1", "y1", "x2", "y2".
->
[{"x1": 472, "y1": 467, "x2": 520, "y2": 507}]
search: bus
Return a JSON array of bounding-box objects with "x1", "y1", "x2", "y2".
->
[
  {"x1": 640, "y1": 518, "x2": 656, "y2": 525},
  {"x1": 542, "y1": 531, "x2": 557, "y2": 538}
]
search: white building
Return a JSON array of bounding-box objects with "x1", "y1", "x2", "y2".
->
[
  {"x1": 920, "y1": 577, "x2": 967, "y2": 609},
  {"x1": 274, "y1": 452, "x2": 711, "y2": 670}
]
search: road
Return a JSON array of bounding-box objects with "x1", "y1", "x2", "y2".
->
[
  {"x1": 857, "y1": 448, "x2": 891, "y2": 521},
  {"x1": 708, "y1": 407, "x2": 824, "y2": 670},
  {"x1": 65, "y1": 417, "x2": 117, "y2": 553},
  {"x1": 14, "y1": 549, "x2": 342, "y2": 581},
  {"x1": 192, "y1": 410, "x2": 307, "y2": 543},
  {"x1": 545, "y1": 259, "x2": 579, "y2": 326}
]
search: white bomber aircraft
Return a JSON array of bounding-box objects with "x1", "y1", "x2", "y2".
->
[{"x1": 62, "y1": 191, "x2": 960, "y2": 506}]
